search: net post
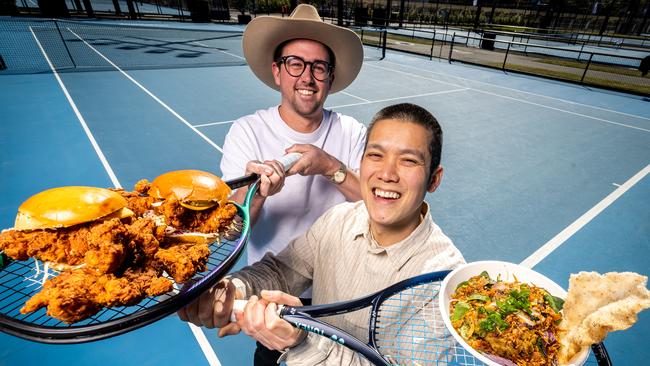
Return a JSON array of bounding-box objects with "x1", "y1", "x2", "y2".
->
[{"x1": 53, "y1": 19, "x2": 77, "y2": 69}]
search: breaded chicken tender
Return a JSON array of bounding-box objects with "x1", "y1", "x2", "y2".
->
[{"x1": 155, "y1": 242, "x2": 211, "y2": 283}]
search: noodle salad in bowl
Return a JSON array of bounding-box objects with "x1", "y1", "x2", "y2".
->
[{"x1": 439, "y1": 261, "x2": 589, "y2": 366}]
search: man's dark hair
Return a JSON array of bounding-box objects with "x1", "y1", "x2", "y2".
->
[
  {"x1": 273, "y1": 39, "x2": 336, "y2": 67},
  {"x1": 365, "y1": 103, "x2": 443, "y2": 180}
]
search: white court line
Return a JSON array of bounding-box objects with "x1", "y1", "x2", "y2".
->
[
  {"x1": 197, "y1": 89, "x2": 468, "y2": 126},
  {"x1": 340, "y1": 91, "x2": 370, "y2": 102},
  {"x1": 193, "y1": 41, "x2": 245, "y2": 60},
  {"x1": 30, "y1": 27, "x2": 121, "y2": 189},
  {"x1": 191, "y1": 90, "x2": 465, "y2": 126},
  {"x1": 59, "y1": 29, "x2": 223, "y2": 366},
  {"x1": 366, "y1": 63, "x2": 650, "y2": 133},
  {"x1": 189, "y1": 323, "x2": 222, "y2": 366},
  {"x1": 520, "y1": 164, "x2": 650, "y2": 269},
  {"x1": 67, "y1": 28, "x2": 224, "y2": 153},
  {"x1": 329, "y1": 88, "x2": 469, "y2": 109},
  {"x1": 194, "y1": 120, "x2": 236, "y2": 128},
  {"x1": 380, "y1": 59, "x2": 650, "y2": 122}
]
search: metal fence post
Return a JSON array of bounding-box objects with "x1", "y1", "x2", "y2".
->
[
  {"x1": 448, "y1": 34, "x2": 455, "y2": 63},
  {"x1": 578, "y1": 42, "x2": 585, "y2": 61},
  {"x1": 502, "y1": 41, "x2": 511, "y2": 70},
  {"x1": 430, "y1": 29, "x2": 436, "y2": 60},
  {"x1": 581, "y1": 53, "x2": 594, "y2": 83},
  {"x1": 381, "y1": 28, "x2": 387, "y2": 60}
]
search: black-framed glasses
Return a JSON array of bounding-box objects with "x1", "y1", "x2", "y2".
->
[{"x1": 276, "y1": 55, "x2": 334, "y2": 81}]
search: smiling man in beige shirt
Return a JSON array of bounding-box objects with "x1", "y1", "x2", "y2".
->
[{"x1": 178, "y1": 103, "x2": 465, "y2": 365}]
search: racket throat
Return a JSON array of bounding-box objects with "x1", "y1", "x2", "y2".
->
[{"x1": 283, "y1": 315, "x2": 390, "y2": 366}]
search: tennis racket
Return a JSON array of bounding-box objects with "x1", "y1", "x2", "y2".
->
[
  {"x1": 232, "y1": 270, "x2": 612, "y2": 366},
  {"x1": 0, "y1": 153, "x2": 301, "y2": 344}
]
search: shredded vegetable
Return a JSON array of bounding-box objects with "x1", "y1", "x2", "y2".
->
[{"x1": 449, "y1": 271, "x2": 564, "y2": 366}]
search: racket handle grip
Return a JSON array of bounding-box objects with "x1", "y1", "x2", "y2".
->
[
  {"x1": 230, "y1": 299, "x2": 246, "y2": 322},
  {"x1": 229, "y1": 299, "x2": 285, "y2": 322},
  {"x1": 278, "y1": 152, "x2": 302, "y2": 172}
]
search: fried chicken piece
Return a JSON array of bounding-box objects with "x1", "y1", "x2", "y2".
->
[
  {"x1": 154, "y1": 198, "x2": 237, "y2": 234},
  {"x1": 21, "y1": 267, "x2": 172, "y2": 323},
  {"x1": 0, "y1": 221, "x2": 126, "y2": 269},
  {"x1": 133, "y1": 179, "x2": 151, "y2": 194},
  {"x1": 111, "y1": 185, "x2": 157, "y2": 217},
  {"x1": 197, "y1": 203, "x2": 238, "y2": 233},
  {"x1": 126, "y1": 217, "x2": 165, "y2": 257},
  {"x1": 0, "y1": 229, "x2": 37, "y2": 261},
  {"x1": 84, "y1": 244, "x2": 125, "y2": 274},
  {"x1": 155, "y1": 242, "x2": 210, "y2": 283},
  {"x1": 0, "y1": 228, "x2": 84, "y2": 265},
  {"x1": 81, "y1": 219, "x2": 129, "y2": 273},
  {"x1": 21, "y1": 269, "x2": 102, "y2": 323},
  {"x1": 92, "y1": 275, "x2": 142, "y2": 308},
  {"x1": 123, "y1": 267, "x2": 173, "y2": 296},
  {"x1": 122, "y1": 217, "x2": 165, "y2": 268}
]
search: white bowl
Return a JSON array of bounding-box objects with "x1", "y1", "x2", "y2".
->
[{"x1": 439, "y1": 261, "x2": 589, "y2": 366}]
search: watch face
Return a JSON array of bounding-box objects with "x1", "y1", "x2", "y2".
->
[{"x1": 333, "y1": 170, "x2": 346, "y2": 183}]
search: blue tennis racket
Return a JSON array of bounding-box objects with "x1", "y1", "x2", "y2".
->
[{"x1": 234, "y1": 270, "x2": 612, "y2": 365}]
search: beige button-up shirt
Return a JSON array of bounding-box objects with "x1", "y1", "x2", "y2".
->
[{"x1": 233, "y1": 200, "x2": 465, "y2": 365}]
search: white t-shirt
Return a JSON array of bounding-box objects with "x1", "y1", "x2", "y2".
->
[{"x1": 220, "y1": 106, "x2": 367, "y2": 264}]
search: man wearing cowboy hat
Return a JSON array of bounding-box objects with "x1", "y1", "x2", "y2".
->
[{"x1": 217, "y1": 4, "x2": 367, "y2": 364}]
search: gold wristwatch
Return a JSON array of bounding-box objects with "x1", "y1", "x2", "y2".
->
[{"x1": 329, "y1": 161, "x2": 347, "y2": 184}]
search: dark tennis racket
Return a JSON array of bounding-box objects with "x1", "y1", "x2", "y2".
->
[
  {"x1": 233, "y1": 270, "x2": 612, "y2": 366},
  {"x1": 0, "y1": 153, "x2": 301, "y2": 344}
]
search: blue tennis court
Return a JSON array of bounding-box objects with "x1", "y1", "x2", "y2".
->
[{"x1": 1, "y1": 17, "x2": 648, "y2": 366}]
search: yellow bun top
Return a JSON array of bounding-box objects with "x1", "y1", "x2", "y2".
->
[
  {"x1": 148, "y1": 170, "x2": 231, "y2": 210},
  {"x1": 14, "y1": 186, "x2": 133, "y2": 231}
]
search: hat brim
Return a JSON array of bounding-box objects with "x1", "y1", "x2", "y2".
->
[{"x1": 242, "y1": 17, "x2": 363, "y2": 93}]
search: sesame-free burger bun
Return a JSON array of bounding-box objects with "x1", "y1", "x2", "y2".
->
[
  {"x1": 148, "y1": 170, "x2": 231, "y2": 211},
  {"x1": 14, "y1": 186, "x2": 134, "y2": 231}
]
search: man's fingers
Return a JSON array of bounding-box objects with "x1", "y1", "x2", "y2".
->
[
  {"x1": 260, "y1": 290, "x2": 303, "y2": 306},
  {"x1": 246, "y1": 160, "x2": 274, "y2": 176},
  {"x1": 197, "y1": 289, "x2": 217, "y2": 328},
  {"x1": 218, "y1": 322, "x2": 241, "y2": 338}
]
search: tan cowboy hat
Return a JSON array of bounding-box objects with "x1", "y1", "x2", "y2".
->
[{"x1": 242, "y1": 4, "x2": 363, "y2": 93}]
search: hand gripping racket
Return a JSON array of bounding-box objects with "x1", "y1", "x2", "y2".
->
[
  {"x1": 0, "y1": 153, "x2": 302, "y2": 344},
  {"x1": 232, "y1": 270, "x2": 612, "y2": 366}
]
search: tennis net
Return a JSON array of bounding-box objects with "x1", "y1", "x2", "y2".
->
[{"x1": 0, "y1": 18, "x2": 245, "y2": 74}]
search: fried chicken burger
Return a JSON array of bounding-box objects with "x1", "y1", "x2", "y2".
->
[
  {"x1": 0, "y1": 186, "x2": 143, "y2": 273},
  {"x1": 132, "y1": 169, "x2": 239, "y2": 244}
]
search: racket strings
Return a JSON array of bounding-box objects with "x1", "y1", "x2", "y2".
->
[
  {"x1": 373, "y1": 281, "x2": 485, "y2": 365},
  {"x1": 370, "y1": 281, "x2": 604, "y2": 366}
]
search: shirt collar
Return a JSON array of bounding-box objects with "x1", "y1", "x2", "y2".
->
[{"x1": 351, "y1": 203, "x2": 434, "y2": 270}]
